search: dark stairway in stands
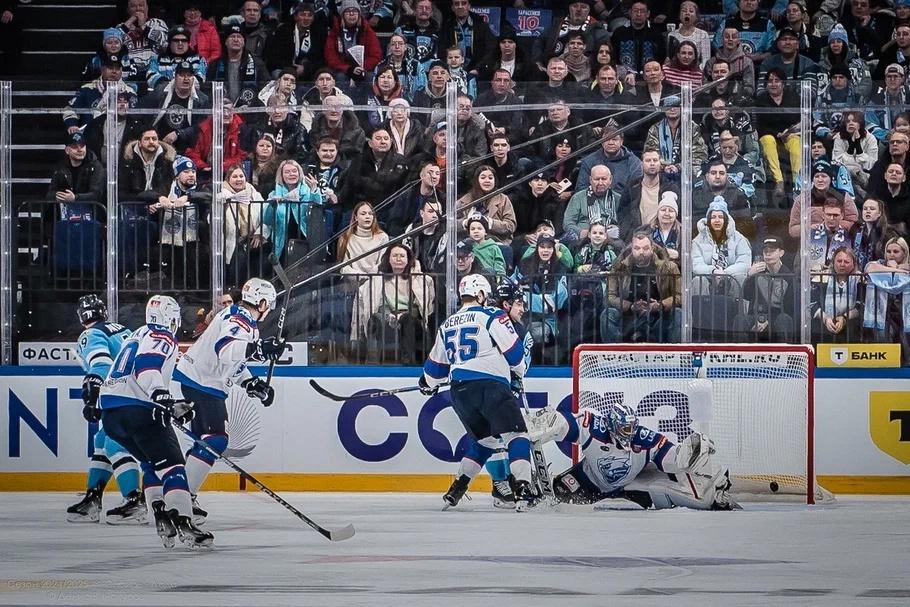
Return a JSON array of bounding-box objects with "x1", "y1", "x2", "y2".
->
[{"x1": 8, "y1": 0, "x2": 120, "y2": 341}]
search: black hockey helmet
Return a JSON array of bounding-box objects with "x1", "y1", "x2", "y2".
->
[
  {"x1": 494, "y1": 276, "x2": 524, "y2": 307},
  {"x1": 77, "y1": 294, "x2": 107, "y2": 326}
]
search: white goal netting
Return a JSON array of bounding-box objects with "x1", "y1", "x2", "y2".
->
[{"x1": 573, "y1": 345, "x2": 833, "y2": 504}]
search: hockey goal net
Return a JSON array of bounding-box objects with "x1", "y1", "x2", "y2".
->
[{"x1": 572, "y1": 344, "x2": 833, "y2": 504}]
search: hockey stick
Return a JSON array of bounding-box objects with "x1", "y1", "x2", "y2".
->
[
  {"x1": 163, "y1": 404, "x2": 355, "y2": 542},
  {"x1": 519, "y1": 394, "x2": 554, "y2": 500},
  {"x1": 309, "y1": 379, "x2": 449, "y2": 402},
  {"x1": 265, "y1": 253, "x2": 293, "y2": 387}
]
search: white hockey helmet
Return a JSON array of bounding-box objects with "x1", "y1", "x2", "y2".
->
[
  {"x1": 146, "y1": 295, "x2": 181, "y2": 333},
  {"x1": 242, "y1": 277, "x2": 278, "y2": 311},
  {"x1": 458, "y1": 274, "x2": 492, "y2": 304},
  {"x1": 605, "y1": 402, "x2": 639, "y2": 449}
]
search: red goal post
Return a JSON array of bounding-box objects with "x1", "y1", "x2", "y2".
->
[{"x1": 571, "y1": 343, "x2": 831, "y2": 504}]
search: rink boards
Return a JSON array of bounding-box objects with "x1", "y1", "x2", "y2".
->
[{"x1": 0, "y1": 366, "x2": 908, "y2": 494}]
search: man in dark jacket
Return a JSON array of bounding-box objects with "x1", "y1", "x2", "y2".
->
[
  {"x1": 241, "y1": 98, "x2": 309, "y2": 165},
  {"x1": 692, "y1": 159, "x2": 751, "y2": 222},
  {"x1": 308, "y1": 95, "x2": 367, "y2": 162},
  {"x1": 118, "y1": 126, "x2": 175, "y2": 208},
  {"x1": 207, "y1": 24, "x2": 269, "y2": 107},
  {"x1": 341, "y1": 127, "x2": 408, "y2": 220},
  {"x1": 139, "y1": 61, "x2": 211, "y2": 152},
  {"x1": 264, "y1": 1, "x2": 326, "y2": 80},
  {"x1": 437, "y1": 0, "x2": 497, "y2": 73},
  {"x1": 47, "y1": 132, "x2": 105, "y2": 220}
]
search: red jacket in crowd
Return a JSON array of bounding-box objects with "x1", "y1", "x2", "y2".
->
[
  {"x1": 185, "y1": 113, "x2": 247, "y2": 173},
  {"x1": 189, "y1": 18, "x2": 222, "y2": 64},
  {"x1": 324, "y1": 15, "x2": 382, "y2": 76}
]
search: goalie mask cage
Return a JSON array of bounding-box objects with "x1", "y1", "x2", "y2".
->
[{"x1": 572, "y1": 344, "x2": 833, "y2": 504}]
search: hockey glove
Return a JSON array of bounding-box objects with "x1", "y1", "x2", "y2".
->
[
  {"x1": 82, "y1": 403, "x2": 102, "y2": 423},
  {"x1": 172, "y1": 400, "x2": 195, "y2": 424},
  {"x1": 509, "y1": 372, "x2": 524, "y2": 400},
  {"x1": 81, "y1": 374, "x2": 103, "y2": 407},
  {"x1": 417, "y1": 375, "x2": 438, "y2": 396},
  {"x1": 242, "y1": 377, "x2": 275, "y2": 406},
  {"x1": 251, "y1": 336, "x2": 288, "y2": 362},
  {"x1": 150, "y1": 389, "x2": 176, "y2": 427}
]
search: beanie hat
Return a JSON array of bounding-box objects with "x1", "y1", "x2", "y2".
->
[
  {"x1": 828, "y1": 23, "x2": 849, "y2": 45},
  {"x1": 706, "y1": 195, "x2": 729, "y2": 220},
  {"x1": 339, "y1": 0, "x2": 361, "y2": 14},
  {"x1": 103, "y1": 27, "x2": 124, "y2": 43},
  {"x1": 812, "y1": 159, "x2": 836, "y2": 178},
  {"x1": 466, "y1": 214, "x2": 489, "y2": 232},
  {"x1": 173, "y1": 155, "x2": 196, "y2": 175},
  {"x1": 658, "y1": 191, "x2": 679, "y2": 213}
]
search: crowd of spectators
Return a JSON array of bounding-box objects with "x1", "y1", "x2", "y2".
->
[{"x1": 21, "y1": 0, "x2": 910, "y2": 361}]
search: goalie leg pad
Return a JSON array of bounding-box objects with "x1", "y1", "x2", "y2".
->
[{"x1": 674, "y1": 432, "x2": 716, "y2": 474}]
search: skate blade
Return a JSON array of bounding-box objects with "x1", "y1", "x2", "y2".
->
[
  {"x1": 192, "y1": 515, "x2": 207, "y2": 526},
  {"x1": 106, "y1": 514, "x2": 149, "y2": 526},
  {"x1": 180, "y1": 537, "x2": 214, "y2": 550},
  {"x1": 492, "y1": 499, "x2": 516, "y2": 510},
  {"x1": 159, "y1": 536, "x2": 177, "y2": 549},
  {"x1": 66, "y1": 513, "x2": 101, "y2": 523}
]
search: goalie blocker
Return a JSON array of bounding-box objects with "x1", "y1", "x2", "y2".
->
[{"x1": 522, "y1": 406, "x2": 739, "y2": 510}]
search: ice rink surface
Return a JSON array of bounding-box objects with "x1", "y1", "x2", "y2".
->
[{"x1": 2, "y1": 492, "x2": 909, "y2": 607}]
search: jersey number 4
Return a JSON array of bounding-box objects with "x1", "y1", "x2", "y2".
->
[{"x1": 443, "y1": 327, "x2": 478, "y2": 364}]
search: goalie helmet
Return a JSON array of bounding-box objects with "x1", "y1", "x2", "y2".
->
[
  {"x1": 146, "y1": 295, "x2": 181, "y2": 334},
  {"x1": 242, "y1": 277, "x2": 278, "y2": 311},
  {"x1": 76, "y1": 294, "x2": 107, "y2": 326},
  {"x1": 458, "y1": 274, "x2": 492, "y2": 304},
  {"x1": 605, "y1": 402, "x2": 639, "y2": 449}
]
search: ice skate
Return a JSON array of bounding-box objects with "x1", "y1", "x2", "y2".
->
[
  {"x1": 105, "y1": 490, "x2": 148, "y2": 525},
  {"x1": 152, "y1": 501, "x2": 177, "y2": 549},
  {"x1": 491, "y1": 479, "x2": 515, "y2": 510},
  {"x1": 513, "y1": 480, "x2": 539, "y2": 512},
  {"x1": 66, "y1": 487, "x2": 103, "y2": 523},
  {"x1": 171, "y1": 510, "x2": 214, "y2": 549},
  {"x1": 442, "y1": 474, "x2": 470, "y2": 510},
  {"x1": 191, "y1": 495, "x2": 208, "y2": 526}
]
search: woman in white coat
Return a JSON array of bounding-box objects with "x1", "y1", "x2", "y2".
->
[
  {"x1": 221, "y1": 164, "x2": 268, "y2": 285},
  {"x1": 691, "y1": 195, "x2": 752, "y2": 295}
]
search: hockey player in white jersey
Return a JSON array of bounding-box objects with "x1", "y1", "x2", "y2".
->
[
  {"x1": 418, "y1": 274, "x2": 537, "y2": 511},
  {"x1": 174, "y1": 277, "x2": 286, "y2": 521},
  {"x1": 99, "y1": 295, "x2": 213, "y2": 549},
  {"x1": 522, "y1": 404, "x2": 738, "y2": 510},
  {"x1": 67, "y1": 295, "x2": 145, "y2": 524}
]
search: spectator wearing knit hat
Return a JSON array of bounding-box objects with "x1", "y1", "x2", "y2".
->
[
  {"x1": 206, "y1": 23, "x2": 269, "y2": 107},
  {"x1": 265, "y1": 1, "x2": 326, "y2": 80},
  {"x1": 82, "y1": 27, "x2": 136, "y2": 81},
  {"x1": 325, "y1": 0, "x2": 383, "y2": 95},
  {"x1": 147, "y1": 25, "x2": 209, "y2": 91},
  {"x1": 641, "y1": 191, "x2": 682, "y2": 266},
  {"x1": 139, "y1": 60, "x2": 211, "y2": 153},
  {"x1": 692, "y1": 195, "x2": 752, "y2": 289},
  {"x1": 63, "y1": 55, "x2": 139, "y2": 136},
  {"x1": 466, "y1": 215, "x2": 507, "y2": 276},
  {"x1": 817, "y1": 23, "x2": 871, "y2": 99},
  {"x1": 814, "y1": 63, "x2": 862, "y2": 140}
]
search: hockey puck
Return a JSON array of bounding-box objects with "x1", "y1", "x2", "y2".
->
[{"x1": 769, "y1": 481, "x2": 779, "y2": 493}]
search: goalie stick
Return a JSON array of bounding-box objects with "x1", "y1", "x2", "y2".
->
[
  {"x1": 519, "y1": 395, "x2": 554, "y2": 501},
  {"x1": 162, "y1": 402, "x2": 355, "y2": 542},
  {"x1": 309, "y1": 379, "x2": 449, "y2": 402},
  {"x1": 265, "y1": 254, "x2": 293, "y2": 387}
]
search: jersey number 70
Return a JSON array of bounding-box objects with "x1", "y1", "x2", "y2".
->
[{"x1": 443, "y1": 327, "x2": 478, "y2": 364}]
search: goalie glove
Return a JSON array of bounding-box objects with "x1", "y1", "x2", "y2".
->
[
  {"x1": 417, "y1": 374, "x2": 438, "y2": 396},
  {"x1": 81, "y1": 374, "x2": 103, "y2": 407},
  {"x1": 242, "y1": 376, "x2": 275, "y2": 406},
  {"x1": 521, "y1": 407, "x2": 569, "y2": 444},
  {"x1": 674, "y1": 432, "x2": 716, "y2": 473}
]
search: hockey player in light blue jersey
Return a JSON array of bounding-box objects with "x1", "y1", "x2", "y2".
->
[
  {"x1": 66, "y1": 295, "x2": 144, "y2": 524},
  {"x1": 100, "y1": 295, "x2": 213, "y2": 549},
  {"x1": 523, "y1": 404, "x2": 739, "y2": 510},
  {"x1": 174, "y1": 277, "x2": 286, "y2": 522},
  {"x1": 418, "y1": 274, "x2": 537, "y2": 511}
]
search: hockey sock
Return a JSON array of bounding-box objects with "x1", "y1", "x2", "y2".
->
[
  {"x1": 457, "y1": 440, "x2": 496, "y2": 479},
  {"x1": 141, "y1": 462, "x2": 163, "y2": 504},
  {"x1": 105, "y1": 436, "x2": 140, "y2": 497},
  {"x1": 159, "y1": 464, "x2": 192, "y2": 518},
  {"x1": 484, "y1": 448, "x2": 510, "y2": 481},
  {"x1": 87, "y1": 429, "x2": 113, "y2": 491},
  {"x1": 562, "y1": 410, "x2": 580, "y2": 443},
  {"x1": 505, "y1": 435, "x2": 532, "y2": 484},
  {"x1": 185, "y1": 433, "x2": 228, "y2": 494}
]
